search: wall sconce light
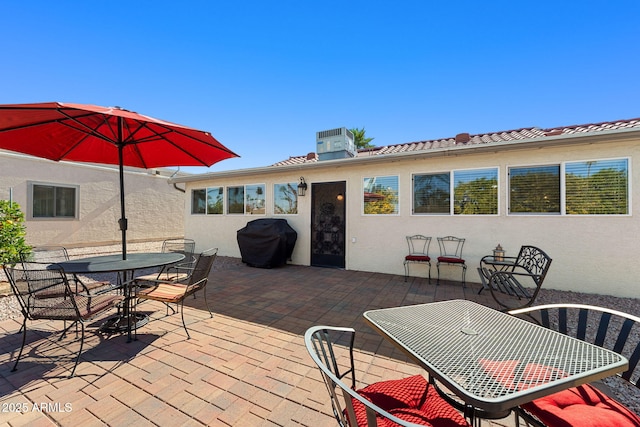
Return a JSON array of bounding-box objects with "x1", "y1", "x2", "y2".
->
[
  {"x1": 297, "y1": 177, "x2": 308, "y2": 197},
  {"x1": 336, "y1": 193, "x2": 344, "y2": 201}
]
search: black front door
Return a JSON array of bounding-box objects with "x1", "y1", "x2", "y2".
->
[{"x1": 311, "y1": 181, "x2": 346, "y2": 268}]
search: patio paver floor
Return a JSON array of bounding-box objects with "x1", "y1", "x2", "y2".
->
[{"x1": 0, "y1": 261, "x2": 548, "y2": 426}]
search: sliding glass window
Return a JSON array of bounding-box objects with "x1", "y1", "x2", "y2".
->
[
  {"x1": 274, "y1": 182, "x2": 298, "y2": 215},
  {"x1": 412, "y1": 173, "x2": 450, "y2": 214},
  {"x1": 509, "y1": 165, "x2": 560, "y2": 214},
  {"x1": 453, "y1": 168, "x2": 498, "y2": 215},
  {"x1": 565, "y1": 158, "x2": 628, "y2": 215},
  {"x1": 363, "y1": 175, "x2": 399, "y2": 215}
]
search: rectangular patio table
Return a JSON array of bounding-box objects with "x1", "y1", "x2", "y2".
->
[
  {"x1": 363, "y1": 300, "x2": 628, "y2": 424},
  {"x1": 54, "y1": 252, "x2": 185, "y2": 342}
]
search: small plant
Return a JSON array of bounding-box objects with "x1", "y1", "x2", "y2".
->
[{"x1": 0, "y1": 200, "x2": 31, "y2": 265}]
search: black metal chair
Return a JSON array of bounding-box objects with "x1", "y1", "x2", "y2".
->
[
  {"x1": 436, "y1": 236, "x2": 467, "y2": 286},
  {"x1": 403, "y1": 235, "x2": 431, "y2": 283},
  {"x1": 509, "y1": 304, "x2": 640, "y2": 427},
  {"x1": 134, "y1": 238, "x2": 196, "y2": 283},
  {"x1": 134, "y1": 248, "x2": 217, "y2": 339},
  {"x1": 478, "y1": 246, "x2": 552, "y2": 311},
  {"x1": 304, "y1": 325, "x2": 470, "y2": 427},
  {"x1": 29, "y1": 246, "x2": 113, "y2": 294},
  {"x1": 4, "y1": 262, "x2": 124, "y2": 377}
]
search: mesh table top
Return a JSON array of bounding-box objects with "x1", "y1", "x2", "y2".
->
[{"x1": 363, "y1": 299, "x2": 628, "y2": 413}]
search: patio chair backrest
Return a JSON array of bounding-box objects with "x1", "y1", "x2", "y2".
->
[
  {"x1": 509, "y1": 304, "x2": 640, "y2": 426},
  {"x1": 406, "y1": 235, "x2": 431, "y2": 256},
  {"x1": 6, "y1": 262, "x2": 81, "y2": 321},
  {"x1": 162, "y1": 238, "x2": 195, "y2": 262},
  {"x1": 28, "y1": 246, "x2": 70, "y2": 263},
  {"x1": 305, "y1": 326, "x2": 451, "y2": 427},
  {"x1": 307, "y1": 326, "x2": 393, "y2": 426},
  {"x1": 437, "y1": 236, "x2": 465, "y2": 259},
  {"x1": 187, "y1": 248, "x2": 218, "y2": 289},
  {"x1": 510, "y1": 304, "x2": 640, "y2": 388},
  {"x1": 514, "y1": 245, "x2": 552, "y2": 280}
]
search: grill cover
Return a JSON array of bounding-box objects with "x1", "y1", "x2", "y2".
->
[{"x1": 237, "y1": 219, "x2": 297, "y2": 268}]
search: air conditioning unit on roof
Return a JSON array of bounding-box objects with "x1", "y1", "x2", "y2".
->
[{"x1": 316, "y1": 127, "x2": 356, "y2": 161}]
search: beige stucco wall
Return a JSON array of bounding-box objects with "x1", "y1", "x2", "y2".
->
[
  {"x1": 181, "y1": 133, "x2": 639, "y2": 299},
  {"x1": 1, "y1": 152, "x2": 186, "y2": 248}
]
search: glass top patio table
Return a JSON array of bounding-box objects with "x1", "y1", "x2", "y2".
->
[
  {"x1": 363, "y1": 300, "x2": 628, "y2": 419},
  {"x1": 481, "y1": 257, "x2": 517, "y2": 270},
  {"x1": 54, "y1": 252, "x2": 185, "y2": 274},
  {"x1": 54, "y1": 252, "x2": 185, "y2": 341}
]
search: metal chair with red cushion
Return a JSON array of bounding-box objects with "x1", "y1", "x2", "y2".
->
[
  {"x1": 509, "y1": 304, "x2": 640, "y2": 427},
  {"x1": 404, "y1": 235, "x2": 432, "y2": 283},
  {"x1": 436, "y1": 236, "x2": 467, "y2": 286},
  {"x1": 305, "y1": 325, "x2": 470, "y2": 427}
]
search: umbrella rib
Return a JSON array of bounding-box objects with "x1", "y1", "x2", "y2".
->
[
  {"x1": 0, "y1": 103, "x2": 238, "y2": 167},
  {"x1": 54, "y1": 111, "x2": 120, "y2": 160},
  {"x1": 0, "y1": 109, "x2": 97, "y2": 134},
  {"x1": 127, "y1": 121, "x2": 237, "y2": 167}
]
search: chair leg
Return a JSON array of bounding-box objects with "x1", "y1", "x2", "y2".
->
[
  {"x1": 180, "y1": 301, "x2": 190, "y2": 339},
  {"x1": 436, "y1": 263, "x2": 440, "y2": 285},
  {"x1": 59, "y1": 320, "x2": 79, "y2": 341},
  {"x1": 203, "y1": 291, "x2": 213, "y2": 318},
  {"x1": 12, "y1": 318, "x2": 28, "y2": 372},
  {"x1": 462, "y1": 265, "x2": 467, "y2": 287},
  {"x1": 69, "y1": 322, "x2": 85, "y2": 378}
]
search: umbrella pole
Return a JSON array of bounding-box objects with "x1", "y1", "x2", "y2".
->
[{"x1": 117, "y1": 119, "x2": 127, "y2": 260}]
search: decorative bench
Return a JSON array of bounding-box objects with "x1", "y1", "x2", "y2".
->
[{"x1": 478, "y1": 245, "x2": 552, "y2": 311}]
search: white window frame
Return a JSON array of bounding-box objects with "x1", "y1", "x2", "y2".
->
[
  {"x1": 191, "y1": 188, "x2": 207, "y2": 215},
  {"x1": 507, "y1": 163, "x2": 561, "y2": 216},
  {"x1": 362, "y1": 175, "x2": 400, "y2": 216},
  {"x1": 28, "y1": 181, "x2": 79, "y2": 220},
  {"x1": 206, "y1": 186, "x2": 225, "y2": 215},
  {"x1": 411, "y1": 171, "x2": 451, "y2": 215},
  {"x1": 273, "y1": 182, "x2": 299, "y2": 215},
  {"x1": 225, "y1": 184, "x2": 267, "y2": 216},
  {"x1": 562, "y1": 157, "x2": 631, "y2": 216},
  {"x1": 452, "y1": 167, "x2": 499, "y2": 216},
  {"x1": 507, "y1": 157, "x2": 631, "y2": 216}
]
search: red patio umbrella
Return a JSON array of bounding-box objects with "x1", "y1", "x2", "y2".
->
[{"x1": 0, "y1": 102, "x2": 239, "y2": 259}]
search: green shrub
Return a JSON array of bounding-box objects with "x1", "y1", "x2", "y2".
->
[{"x1": 0, "y1": 200, "x2": 31, "y2": 265}]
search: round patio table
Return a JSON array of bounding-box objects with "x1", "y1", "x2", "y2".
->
[{"x1": 54, "y1": 252, "x2": 185, "y2": 341}]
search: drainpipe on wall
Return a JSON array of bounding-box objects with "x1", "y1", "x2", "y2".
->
[{"x1": 170, "y1": 168, "x2": 185, "y2": 193}]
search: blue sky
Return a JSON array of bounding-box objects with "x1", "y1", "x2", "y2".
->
[{"x1": 2, "y1": 1, "x2": 638, "y2": 173}]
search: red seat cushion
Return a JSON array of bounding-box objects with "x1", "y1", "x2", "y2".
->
[
  {"x1": 351, "y1": 375, "x2": 469, "y2": 426},
  {"x1": 437, "y1": 257, "x2": 465, "y2": 264},
  {"x1": 406, "y1": 255, "x2": 431, "y2": 262},
  {"x1": 479, "y1": 358, "x2": 567, "y2": 391},
  {"x1": 521, "y1": 384, "x2": 640, "y2": 427}
]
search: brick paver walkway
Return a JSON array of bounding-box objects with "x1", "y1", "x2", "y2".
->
[{"x1": 0, "y1": 261, "x2": 519, "y2": 426}]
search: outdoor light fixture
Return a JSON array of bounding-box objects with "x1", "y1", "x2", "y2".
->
[{"x1": 297, "y1": 177, "x2": 308, "y2": 197}]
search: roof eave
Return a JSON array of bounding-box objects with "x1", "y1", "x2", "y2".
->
[{"x1": 170, "y1": 127, "x2": 640, "y2": 184}]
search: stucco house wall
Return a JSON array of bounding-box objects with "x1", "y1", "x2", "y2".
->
[
  {"x1": 1, "y1": 152, "x2": 186, "y2": 248},
  {"x1": 175, "y1": 124, "x2": 640, "y2": 299}
]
